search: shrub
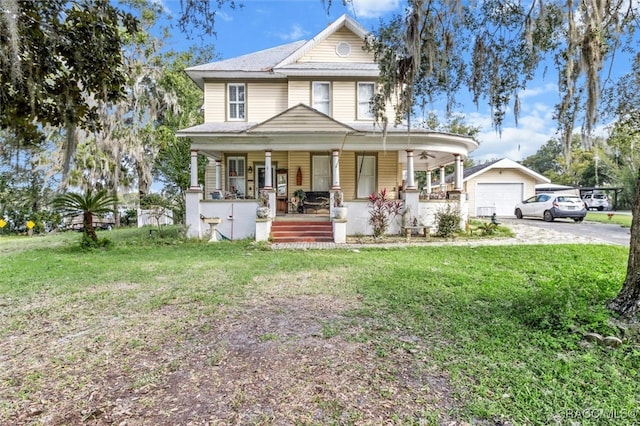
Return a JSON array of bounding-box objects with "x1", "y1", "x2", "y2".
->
[
  {"x1": 80, "y1": 231, "x2": 112, "y2": 250},
  {"x1": 120, "y1": 209, "x2": 137, "y2": 227},
  {"x1": 477, "y1": 221, "x2": 498, "y2": 236},
  {"x1": 368, "y1": 189, "x2": 403, "y2": 238},
  {"x1": 435, "y1": 203, "x2": 462, "y2": 238}
]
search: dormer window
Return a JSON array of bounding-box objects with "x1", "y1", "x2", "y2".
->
[
  {"x1": 228, "y1": 83, "x2": 245, "y2": 120},
  {"x1": 357, "y1": 82, "x2": 375, "y2": 120},
  {"x1": 312, "y1": 82, "x2": 331, "y2": 115}
]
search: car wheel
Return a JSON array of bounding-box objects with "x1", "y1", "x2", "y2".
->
[
  {"x1": 574, "y1": 217, "x2": 584, "y2": 223},
  {"x1": 543, "y1": 210, "x2": 554, "y2": 222},
  {"x1": 515, "y1": 209, "x2": 523, "y2": 219}
]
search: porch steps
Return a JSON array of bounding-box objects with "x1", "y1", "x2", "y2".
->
[{"x1": 270, "y1": 220, "x2": 333, "y2": 243}]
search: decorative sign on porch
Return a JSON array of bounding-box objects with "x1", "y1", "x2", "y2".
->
[{"x1": 296, "y1": 167, "x2": 302, "y2": 186}]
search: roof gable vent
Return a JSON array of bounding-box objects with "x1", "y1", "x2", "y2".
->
[{"x1": 335, "y1": 41, "x2": 351, "y2": 57}]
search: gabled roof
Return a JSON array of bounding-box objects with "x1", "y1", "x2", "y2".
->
[
  {"x1": 446, "y1": 158, "x2": 550, "y2": 183},
  {"x1": 247, "y1": 103, "x2": 357, "y2": 134},
  {"x1": 185, "y1": 14, "x2": 376, "y2": 87},
  {"x1": 274, "y1": 14, "x2": 370, "y2": 69},
  {"x1": 186, "y1": 41, "x2": 306, "y2": 74},
  {"x1": 185, "y1": 41, "x2": 306, "y2": 88}
]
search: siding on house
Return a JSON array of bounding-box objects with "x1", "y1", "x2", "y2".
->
[
  {"x1": 299, "y1": 27, "x2": 372, "y2": 63},
  {"x1": 288, "y1": 151, "x2": 311, "y2": 193},
  {"x1": 203, "y1": 77, "x2": 390, "y2": 125},
  {"x1": 204, "y1": 82, "x2": 225, "y2": 122},
  {"x1": 288, "y1": 80, "x2": 309, "y2": 107},
  {"x1": 204, "y1": 160, "x2": 216, "y2": 197},
  {"x1": 332, "y1": 81, "x2": 355, "y2": 121},
  {"x1": 378, "y1": 152, "x2": 399, "y2": 199},
  {"x1": 247, "y1": 82, "x2": 288, "y2": 122}
]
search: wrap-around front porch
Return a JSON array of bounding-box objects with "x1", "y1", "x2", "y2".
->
[{"x1": 185, "y1": 147, "x2": 469, "y2": 242}]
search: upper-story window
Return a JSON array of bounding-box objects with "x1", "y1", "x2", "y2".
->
[
  {"x1": 312, "y1": 82, "x2": 331, "y2": 115},
  {"x1": 228, "y1": 83, "x2": 245, "y2": 120},
  {"x1": 357, "y1": 82, "x2": 375, "y2": 120}
]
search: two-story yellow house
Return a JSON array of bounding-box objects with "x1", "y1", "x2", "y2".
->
[{"x1": 177, "y1": 14, "x2": 478, "y2": 242}]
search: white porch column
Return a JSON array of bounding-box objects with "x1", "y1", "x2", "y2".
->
[
  {"x1": 426, "y1": 170, "x2": 432, "y2": 193},
  {"x1": 215, "y1": 159, "x2": 222, "y2": 190},
  {"x1": 190, "y1": 150, "x2": 199, "y2": 189},
  {"x1": 406, "y1": 150, "x2": 417, "y2": 190},
  {"x1": 331, "y1": 149, "x2": 341, "y2": 189},
  {"x1": 264, "y1": 150, "x2": 273, "y2": 190},
  {"x1": 454, "y1": 154, "x2": 462, "y2": 191},
  {"x1": 439, "y1": 165, "x2": 446, "y2": 192}
]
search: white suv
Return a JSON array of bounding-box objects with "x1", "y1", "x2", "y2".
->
[{"x1": 582, "y1": 193, "x2": 610, "y2": 211}]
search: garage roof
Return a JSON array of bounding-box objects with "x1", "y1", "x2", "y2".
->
[{"x1": 447, "y1": 158, "x2": 550, "y2": 183}]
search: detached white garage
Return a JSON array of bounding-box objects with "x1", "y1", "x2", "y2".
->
[
  {"x1": 475, "y1": 183, "x2": 524, "y2": 216},
  {"x1": 454, "y1": 158, "x2": 550, "y2": 218}
]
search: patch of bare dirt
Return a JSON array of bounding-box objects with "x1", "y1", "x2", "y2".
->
[{"x1": 1, "y1": 285, "x2": 458, "y2": 425}]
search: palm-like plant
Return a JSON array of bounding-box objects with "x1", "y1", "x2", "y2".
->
[{"x1": 52, "y1": 189, "x2": 117, "y2": 243}]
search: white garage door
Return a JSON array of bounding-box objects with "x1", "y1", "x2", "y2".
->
[{"x1": 475, "y1": 183, "x2": 524, "y2": 217}]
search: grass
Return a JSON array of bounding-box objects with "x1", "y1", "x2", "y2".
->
[
  {"x1": 586, "y1": 211, "x2": 633, "y2": 227},
  {"x1": 0, "y1": 226, "x2": 637, "y2": 424}
]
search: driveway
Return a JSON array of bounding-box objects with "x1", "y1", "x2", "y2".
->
[
  {"x1": 272, "y1": 219, "x2": 629, "y2": 249},
  {"x1": 500, "y1": 218, "x2": 630, "y2": 247}
]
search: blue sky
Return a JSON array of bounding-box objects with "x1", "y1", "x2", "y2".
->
[{"x1": 156, "y1": 0, "x2": 568, "y2": 164}]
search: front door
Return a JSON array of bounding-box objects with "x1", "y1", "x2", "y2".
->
[{"x1": 256, "y1": 164, "x2": 277, "y2": 198}]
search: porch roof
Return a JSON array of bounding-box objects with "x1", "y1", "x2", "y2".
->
[{"x1": 179, "y1": 131, "x2": 477, "y2": 169}]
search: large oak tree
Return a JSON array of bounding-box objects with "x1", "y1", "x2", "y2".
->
[
  {"x1": 357, "y1": 0, "x2": 638, "y2": 317},
  {"x1": 0, "y1": 0, "x2": 238, "y2": 174}
]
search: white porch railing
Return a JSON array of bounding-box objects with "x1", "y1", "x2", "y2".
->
[{"x1": 187, "y1": 192, "x2": 467, "y2": 240}]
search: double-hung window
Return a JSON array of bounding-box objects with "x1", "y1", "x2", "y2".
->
[
  {"x1": 356, "y1": 155, "x2": 376, "y2": 198},
  {"x1": 227, "y1": 156, "x2": 246, "y2": 197},
  {"x1": 228, "y1": 83, "x2": 245, "y2": 120},
  {"x1": 312, "y1": 82, "x2": 331, "y2": 115},
  {"x1": 357, "y1": 82, "x2": 375, "y2": 120}
]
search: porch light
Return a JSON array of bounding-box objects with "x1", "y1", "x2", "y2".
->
[{"x1": 248, "y1": 166, "x2": 253, "y2": 174}]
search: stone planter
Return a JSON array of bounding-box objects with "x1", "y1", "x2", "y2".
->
[
  {"x1": 256, "y1": 206, "x2": 270, "y2": 219},
  {"x1": 334, "y1": 206, "x2": 348, "y2": 219}
]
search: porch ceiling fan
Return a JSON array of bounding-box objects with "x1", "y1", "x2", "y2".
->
[{"x1": 418, "y1": 151, "x2": 435, "y2": 160}]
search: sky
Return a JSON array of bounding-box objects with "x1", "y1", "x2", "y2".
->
[{"x1": 156, "y1": 0, "x2": 572, "y2": 164}]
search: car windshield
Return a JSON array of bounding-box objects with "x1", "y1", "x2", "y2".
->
[{"x1": 594, "y1": 194, "x2": 607, "y2": 199}]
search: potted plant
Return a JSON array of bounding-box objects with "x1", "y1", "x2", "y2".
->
[
  {"x1": 256, "y1": 190, "x2": 270, "y2": 218},
  {"x1": 333, "y1": 190, "x2": 347, "y2": 219},
  {"x1": 293, "y1": 189, "x2": 306, "y2": 213}
]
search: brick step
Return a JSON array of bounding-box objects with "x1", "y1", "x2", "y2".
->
[
  {"x1": 271, "y1": 224, "x2": 332, "y2": 232},
  {"x1": 272, "y1": 236, "x2": 335, "y2": 243},
  {"x1": 271, "y1": 221, "x2": 333, "y2": 243}
]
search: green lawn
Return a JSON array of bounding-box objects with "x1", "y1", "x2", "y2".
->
[
  {"x1": 586, "y1": 211, "x2": 633, "y2": 227},
  {"x1": 0, "y1": 228, "x2": 637, "y2": 425}
]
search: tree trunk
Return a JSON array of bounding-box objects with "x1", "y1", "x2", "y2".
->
[
  {"x1": 83, "y1": 211, "x2": 98, "y2": 242},
  {"x1": 608, "y1": 168, "x2": 640, "y2": 319}
]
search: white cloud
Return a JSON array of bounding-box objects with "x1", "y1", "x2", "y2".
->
[
  {"x1": 465, "y1": 102, "x2": 558, "y2": 163},
  {"x1": 216, "y1": 11, "x2": 233, "y2": 22},
  {"x1": 519, "y1": 83, "x2": 558, "y2": 99},
  {"x1": 350, "y1": 0, "x2": 400, "y2": 18},
  {"x1": 273, "y1": 23, "x2": 308, "y2": 41}
]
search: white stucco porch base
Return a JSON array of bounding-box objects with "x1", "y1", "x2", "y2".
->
[
  {"x1": 186, "y1": 189, "x2": 468, "y2": 240},
  {"x1": 343, "y1": 199, "x2": 468, "y2": 236}
]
